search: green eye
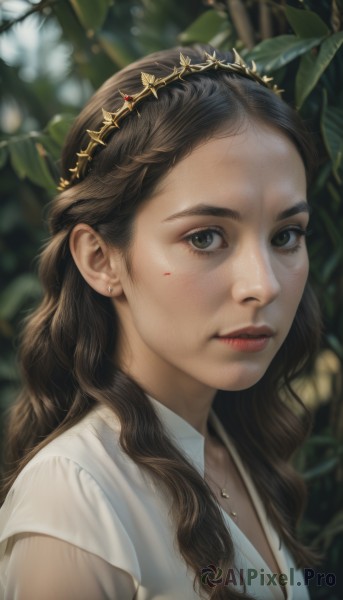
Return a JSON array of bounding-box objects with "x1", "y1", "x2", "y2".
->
[
  {"x1": 272, "y1": 227, "x2": 307, "y2": 250},
  {"x1": 191, "y1": 231, "x2": 216, "y2": 249},
  {"x1": 273, "y1": 230, "x2": 292, "y2": 247},
  {"x1": 186, "y1": 228, "x2": 225, "y2": 253}
]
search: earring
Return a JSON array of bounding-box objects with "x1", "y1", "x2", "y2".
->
[{"x1": 107, "y1": 285, "x2": 113, "y2": 294}]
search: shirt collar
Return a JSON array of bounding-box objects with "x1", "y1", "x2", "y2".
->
[{"x1": 148, "y1": 396, "x2": 206, "y2": 476}]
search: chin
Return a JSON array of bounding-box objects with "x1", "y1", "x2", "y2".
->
[{"x1": 211, "y1": 365, "x2": 270, "y2": 392}]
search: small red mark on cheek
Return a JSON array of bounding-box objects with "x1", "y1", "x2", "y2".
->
[{"x1": 163, "y1": 272, "x2": 171, "y2": 276}]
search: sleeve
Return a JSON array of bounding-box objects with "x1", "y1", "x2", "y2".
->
[
  {"x1": 0, "y1": 456, "x2": 141, "y2": 593},
  {"x1": 4, "y1": 533, "x2": 136, "y2": 600}
]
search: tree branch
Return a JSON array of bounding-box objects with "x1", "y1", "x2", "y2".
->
[
  {"x1": 0, "y1": 0, "x2": 58, "y2": 34},
  {"x1": 226, "y1": 0, "x2": 255, "y2": 49},
  {"x1": 259, "y1": 0, "x2": 273, "y2": 40}
]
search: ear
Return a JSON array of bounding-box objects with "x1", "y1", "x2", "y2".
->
[{"x1": 69, "y1": 224, "x2": 123, "y2": 297}]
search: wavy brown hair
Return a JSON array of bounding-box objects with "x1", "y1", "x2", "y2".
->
[{"x1": 1, "y1": 46, "x2": 321, "y2": 598}]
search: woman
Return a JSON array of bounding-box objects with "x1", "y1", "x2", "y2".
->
[{"x1": 0, "y1": 46, "x2": 320, "y2": 599}]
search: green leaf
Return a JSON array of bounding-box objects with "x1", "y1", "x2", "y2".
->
[
  {"x1": 46, "y1": 114, "x2": 75, "y2": 148},
  {"x1": 0, "y1": 357, "x2": 18, "y2": 382},
  {"x1": 322, "y1": 251, "x2": 342, "y2": 282},
  {"x1": 98, "y1": 33, "x2": 136, "y2": 69},
  {"x1": 326, "y1": 334, "x2": 343, "y2": 359},
  {"x1": 313, "y1": 511, "x2": 343, "y2": 551},
  {"x1": 295, "y1": 51, "x2": 316, "y2": 108},
  {"x1": 321, "y1": 89, "x2": 343, "y2": 184},
  {"x1": 247, "y1": 35, "x2": 324, "y2": 73},
  {"x1": 296, "y1": 32, "x2": 343, "y2": 108},
  {"x1": 0, "y1": 384, "x2": 18, "y2": 412},
  {"x1": 179, "y1": 10, "x2": 228, "y2": 44},
  {"x1": 69, "y1": 0, "x2": 111, "y2": 33},
  {"x1": 317, "y1": 206, "x2": 342, "y2": 247},
  {"x1": 208, "y1": 29, "x2": 233, "y2": 50},
  {"x1": 0, "y1": 274, "x2": 41, "y2": 321},
  {"x1": 306, "y1": 435, "x2": 338, "y2": 447},
  {"x1": 53, "y1": 1, "x2": 89, "y2": 47},
  {"x1": 8, "y1": 134, "x2": 57, "y2": 192},
  {"x1": 303, "y1": 456, "x2": 339, "y2": 480},
  {"x1": 285, "y1": 6, "x2": 329, "y2": 39},
  {"x1": 0, "y1": 141, "x2": 8, "y2": 168}
]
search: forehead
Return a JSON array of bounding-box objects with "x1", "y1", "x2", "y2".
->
[{"x1": 140, "y1": 122, "x2": 307, "y2": 221}]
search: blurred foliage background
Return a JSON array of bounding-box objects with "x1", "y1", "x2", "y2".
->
[{"x1": 0, "y1": 0, "x2": 342, "y2": 597}]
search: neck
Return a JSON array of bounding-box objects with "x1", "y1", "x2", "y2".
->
[
  {"x1": 146, "y1": 385, "x2": 216, "y2": 436},
  {"x1": 115, "y1": 326, "x2": 217, "y2": 435}
]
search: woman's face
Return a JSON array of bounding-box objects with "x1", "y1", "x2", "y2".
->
[{"x1": 114, "y1": 122, "x2": 309, "y2": 403}]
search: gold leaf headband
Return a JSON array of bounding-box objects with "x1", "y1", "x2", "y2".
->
[{"x1": 58, "y1": 50, "x2": 281, "y2": 191}]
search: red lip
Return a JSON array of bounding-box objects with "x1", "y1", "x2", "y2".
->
[
  {"x1": 217, "y1": 325, "x2": 275, "y2": 339},
  {"x1": 215, "y1": 326, "x2": 275, "y2": 353}
]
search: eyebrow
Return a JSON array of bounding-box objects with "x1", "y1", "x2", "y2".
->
[
  {"x1": 163, "y1": 201, "x2": 310, "y2": 222},
  {"x1": 276, "y1": 201, "x2": 310, "y2": 220}
]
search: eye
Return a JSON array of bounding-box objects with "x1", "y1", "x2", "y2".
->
[
  {"x1": 272, "y1": 227, "x2": 307, "y2": 251},
  {"x1": 185, "y1": 228, "x2": 225, "y2": 253}
]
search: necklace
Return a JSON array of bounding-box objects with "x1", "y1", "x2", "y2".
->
[
  {"x1": 204, "y1": 436, "x2": 238, "y2": 519},
  {"x1": 219, "y1": 486, "x2": 238, "y2": 518}
]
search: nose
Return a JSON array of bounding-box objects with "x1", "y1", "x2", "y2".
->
[{"x1": 231, "y1": 243, "x2": 281, "y2": 306}]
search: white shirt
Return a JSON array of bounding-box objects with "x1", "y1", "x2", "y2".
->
[{"x1": 0, "y1": 398, "x2": 310, "y2": 599}]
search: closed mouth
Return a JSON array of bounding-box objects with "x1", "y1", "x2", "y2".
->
[
  {"x1": 225, "y1": 333, "x2": 270, "y2": 338},
  {"x1": 217, "y1": 326, "x2": 275, "y2": 339}
]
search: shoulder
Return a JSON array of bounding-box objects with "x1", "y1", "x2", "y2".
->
[
  {"x1": 11, "y1": 403, "x2": 140, "y2": 488},
  {"x1": 6, "y1": 404, "x2": 132, "y2": 498},
  {"x1": 0, "y1": 405, "x2": 141, "y2": 580}
]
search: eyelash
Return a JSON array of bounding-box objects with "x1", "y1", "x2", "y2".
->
[
  {"x1": 183, "y1": 227, "x2": 225, "y2": 256},
  {"x1": 273, "y1": 227, "x2": 310, "y2": 254},
  {"x1": 183, "y1": 226, "x2": 310, "y2": 256}
]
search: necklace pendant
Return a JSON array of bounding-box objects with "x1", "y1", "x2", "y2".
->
[
  {"x1": 231, "y1": 511, "x2": 237, "y2": 518},
  {"x1": 220, "y1": 488, "x2": 230, "y2": 499}
]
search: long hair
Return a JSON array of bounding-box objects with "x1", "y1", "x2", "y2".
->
[{"x1": 1, "y1": 46, "x2": 321, "y2": 599}]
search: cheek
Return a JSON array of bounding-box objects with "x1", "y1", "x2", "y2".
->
[
  {"x1": 160, "y1": 264, "x2": 234, "y2": 324},
  {"x1": 164, "y1": 270, "x2": 220, "y2": 303},
  {"x1": 136, "y1": 271, "x2": 218, "y2": 316},
  {"x1": 131, "y1": 240, "x2": 222, "y2": 310},
  {"x1": 281, "y1": 257, "x2": 309, "y2": 311},
  {"x1": 125, "y1": 266, "x2": 221, "y2": 354},
  {"x1": 294, "y1": 253, "x2": 309, "y2": 285}
]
